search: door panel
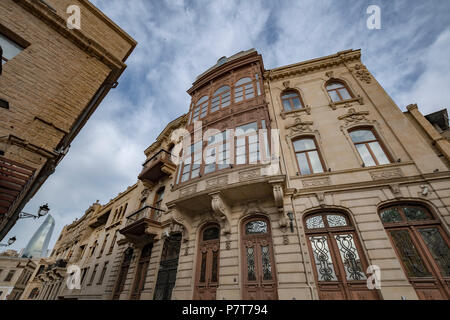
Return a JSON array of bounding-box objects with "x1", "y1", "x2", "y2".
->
[
  {"x1": 154, "y1": 234, "x2": 181, "y2": 300},
  {"x1": 242, "y1": 218, "x2": 278, "y2": 300}
]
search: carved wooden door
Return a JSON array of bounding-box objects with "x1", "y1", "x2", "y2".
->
[
  {"x1": 305, "y1": 212, "x2": 380, "y2": 300},
  {"x1": 194, "y1": 225, "x2": 220, "y2": 300},
  {"x1": 130, "y1": 243, "x2": 153, "y2": 300},
  {"x1": 154, "y1": 233, "x2": 182, "y2": 300},
  {"x1": 380, "y1": 205, "x2": 450, "y2": 300},
  {"x1": 242, "y1": 217, "x2": 278, "y2": 300}
]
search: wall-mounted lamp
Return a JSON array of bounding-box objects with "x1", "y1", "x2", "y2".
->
[
  {"x1": 19, "y1": 203, "x2": 50, "y2": 220},
  {"x1": 0, "y1": 236, "x2": 16, "y2": 247},
  {"x1": 287, "y1": 212, "x2": 294, "y2": 233}
]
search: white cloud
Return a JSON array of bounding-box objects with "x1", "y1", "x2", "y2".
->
[{"x1": 3, "y1": 0, "x2": 449, "y2": 253}]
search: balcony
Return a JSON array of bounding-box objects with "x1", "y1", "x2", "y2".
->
[
  {"x1": 138, "y1": 150, "x2": 176, "y2": 184},
  {"x1": 120, "y1": 206, "x2": 164, "y2": 243}
]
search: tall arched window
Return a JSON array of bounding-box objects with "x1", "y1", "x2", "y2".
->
[
  {"x1": 379, "y1": 203, "x2": 450, "y2": 299},
  {"x1": 293, "y1": 137, "x2": 325, "y2": 175},
  {"x1": 234, "y1": 77, "x2": 255, "y2": 103},
  {"x1": 349, "y1": 128, "x2": 390, "y2": 167},
  {"x1": 326, "y1": 81, "x2": 352, "y2": 102},
  {"x1": 304, "y1": 211, "x2": 379, "y2": 300},
  {"x1": 192, "y1": 96, "x2": 209, "y2": 122},
  {"x1": 281, "y1": 90, "x2": 304, "y2": 111},
  {"x1": 113, "y1": 247, "x2": 134, "y2": 300},
  {"x1": 211, "y1": 85, "x2": 231, "y2": 113}
]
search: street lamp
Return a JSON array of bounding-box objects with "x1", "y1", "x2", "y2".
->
[
  {"x1": 0, "y1": 236, "x2": 16, "y2": 247},
  {"x1": 19, "y1": 203, "x2": 50, "y2": 219},
  {"x1": 287, "y1": 212, "x2": 294, "y2": 233}
]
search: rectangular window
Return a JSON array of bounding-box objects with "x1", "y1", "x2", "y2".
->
[
  {"x1": 99, "y1": 234, "x2": 109, "y2": 257},
  {"x1": 4, "y1": 270, "x2": 15, "y2": 282},
  {"x1": 108, "y1": 233, "x2": 117, "y2": 254},
  {"x1": 98, "y1": 262, "x2": 109, "y2": 285},
  {"x1": 350, "y1": 129, "x2": 390, "y2": 167},
  {"x1": 88, "y1": 264, "x2": 98, "y2": 286},
  {"x1": 0, "y1": 34, "x2": 23, "y2": 65},
  {"x1": 81, "y1": 267, "x2": 89, "y2": 284},
  {"x1": 293, "y1": 138, "x2": 325, "y2": 175},
  {"x1": 235, "y1": 122, "x2": 258, "y2": 165}
]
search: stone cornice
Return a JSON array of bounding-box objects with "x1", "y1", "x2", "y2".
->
[
  {"x1": 264, "y1": 49, "x2": 361, "y2": 81},
  {"x1": 14, "y1": 0, "x2": 130, "y2": 71},
  {"x1": 144, "y1": 114, "x2": 188, "y2": 156}
]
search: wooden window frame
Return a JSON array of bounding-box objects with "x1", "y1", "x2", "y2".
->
[
  {"x1": 191, "y1": 96, "x2": 209, "y2": 124},
  {"x1": 349, "y1": 127, "x2": 392, "y2": 167},
  {"x1": 281, "y1": 90, "x2": 305, "y2": 112},
  {"x1": 97, "y1": 261, "x2": 109, "y2": 285},
  {"x1": 234, "y1": 77, "x2": 256, "y2": 103},
  {"x1": 211, "y1": 85, "x2": 231, "y2": 113},
  {"x1": 292, "y1": 136, "x2": 326, "y2": 176},
  {"x1": 326, "y1": 81, "x2": 353, "y2": 102}
]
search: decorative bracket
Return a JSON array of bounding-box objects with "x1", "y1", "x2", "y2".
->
[{"x1": 210, "y1": 192, "x2": 232, "y2": 235}]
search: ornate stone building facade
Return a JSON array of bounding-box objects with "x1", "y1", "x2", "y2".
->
[
  {"x1": 0, "y1": 250, "x2": 37, "y2": 300},
  {"x1": 0, "y1": 0, "x2": 136, "y2": 239},
  {"x1": 30, "y1": 49, "x2": 449, "y2": 300}
]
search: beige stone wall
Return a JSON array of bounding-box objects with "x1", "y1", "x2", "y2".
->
[{"x1": 264, "y1": 49, "x2": 450, "y2": 300}]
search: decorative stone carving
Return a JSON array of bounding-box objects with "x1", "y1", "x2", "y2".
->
[
  {"x1": 370, "y1": 168, "x2": 403, "y2": 180},
  {"x1": 283, "y1": 80, "x2": 290, "y2": 88},
  {"x1": 352, "y1": 64, "x2": 372, "y2": 84},
  {"x1": 272, "y1": 184, "x2": 284, "y2": 207},
  {"x1": 419, "y1": 184, "x2": 431, "y2": 197},
  {"x1": 206, "y1": 175, "x2": 228, "y2": 188},
  {"x1": 239, "y1": 168, "x2": 261, "y2": 182},
  {"x1": 283, "y1": 235, "x2": 289, "y2": 245},
  {"x1": 242, "y1": 200, "x2": 266, "y2": 216},
  {"x1": 280, "y1": 106, "x2": 312, "y2": 119},
  {"x1": 302, "y1": 177, "x2": 331, "y2": 188},
  {"x1": 389, "y1": 183, "x2": 401, "y2": 198},
  {"x1": 338, "y1": 108, "x2": 370, "y2": 125},
  {"x1": 210, "y1": 192, "x2": 232, "y2": 235},
  {"x1": 226, "y1": 240, "x2": 231, "y2": 250},
  {"x1": 315, "y1": 192, "x2": 326, "y2": 207},
  {"x1": 179, "y1": 183, "x2": 198, "y2": 197},
  {"x1": 285, "y1": 116, "x2": 314, "y2": 135}
]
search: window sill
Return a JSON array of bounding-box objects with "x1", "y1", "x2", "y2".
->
[
  {"x1": 329, "y1": 96, "x2": 363, "y2": 110},
  {"x1": 280, "y1": 106, "x2": 311, "y2": 119}
]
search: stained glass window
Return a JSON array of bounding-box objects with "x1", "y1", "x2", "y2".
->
[
  {"x1": 247, "y1": 246, "x2": 256, "y2": 281},
  {"x1": 261, "y1": 246, "x2": 272, "y2": 280},
  {"x1": 309, "y1": 236, "x2": 337, "y2": 281},
  {"x1": 334, "y1": 234, "x2": 366, "y2": 280},
  {"x1": 418, "y1": 228, "x2": 450, "y2": 277},
  {"x1": 306, "y1": 215, "x2": 325, "y2": 229},
  {"x1": 380, "y1": 208, "x2": 403, "y2": 223},
  {"x1": 203, "y1": 226, "x2": 220, "y2": 241},
  {"x1": 327, "y1": 215, "x2": 347, "y2": 227},
  {"x1": 403, "y1": 207, "x2": 430, "y2": 221},
  {"x1": 390, "y1": 230, "x2": 431, "y2": 278},
  {"x1": 246, "y1": 221, "x2": 268, "y2": 234}
]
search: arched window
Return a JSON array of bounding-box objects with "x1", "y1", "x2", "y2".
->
[
  {"x1": 234, "y1": 77, "x2": 255, "y2": 103},
  {"x1": 326, "y1": 81, "x2": 352, "y2": 102},
  {"x1": 211, "y1": 85, "x2": 231, "y2": 113},
  {"x1": 349, "y1": 128, "x2": 390, "y2": 167},
  {"x1": 293, "y1": 137, "x2": 325, "y2": 175},
  {"x1": 192, "y1": 96, "x2": 209, "y2": 122},
  {"x1": 113, "y1": 247, "x2": 134, "y2": 300},
  {"x1": 379, "y1": 203, "x2": 450, "y2": 299},
  {"x1": 304, "y1": 211, "x2": 379, "y2": 300},
  {"x1": 281, "y1": 90, "x2": 304, "y2": 111}
]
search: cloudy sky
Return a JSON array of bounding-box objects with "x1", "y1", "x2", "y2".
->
[{"x1": 2, "y1": 0, "x2": 449, "y2": 254}]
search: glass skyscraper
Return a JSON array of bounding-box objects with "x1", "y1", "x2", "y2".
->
[{"x1": 21, "y1": 215, "x2": 55, "y2": 259}]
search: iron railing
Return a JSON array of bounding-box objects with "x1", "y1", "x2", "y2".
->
[{"x1": 126, "y1": 205, "x2": 165, "y2": 226}]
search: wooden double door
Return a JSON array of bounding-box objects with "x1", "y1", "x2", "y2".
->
[
  {"x1": 380, "y1": 204, "x2": 450, "y2": 300},
  {"x1": 305, "y1": 212, "x2": 380, "y2": 300},
  {"x1": 194, "y1": 225, "x2": 220, "y2": 300},
  {"x1": 241, "y1": 217, "x2": 278, "y2": 300}
]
